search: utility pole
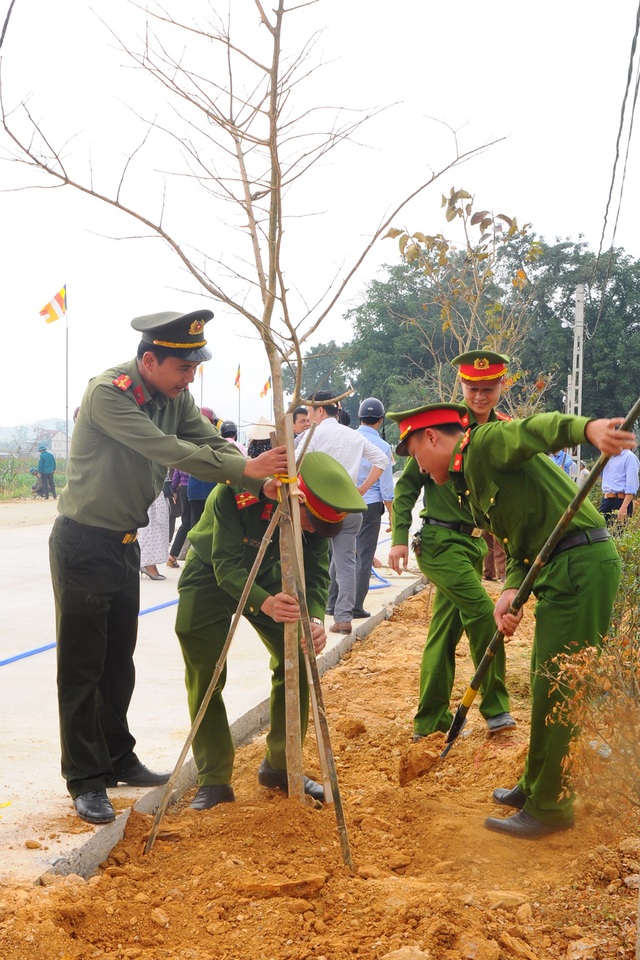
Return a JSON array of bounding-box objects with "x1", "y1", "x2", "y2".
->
[{"x1": 569, "y1": 284, "x2": 585, "y2": 477}]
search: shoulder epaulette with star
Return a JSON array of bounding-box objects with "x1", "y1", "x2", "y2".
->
[
  {"x1": 235, "y1": 492, "x2": 259, "y2": 509},
  {"x1": 495, "y1": 411, "x2": 512, "y2": 421},
  {"x1": 112, "y1": 374, "x2": 145, "y2": 407}
]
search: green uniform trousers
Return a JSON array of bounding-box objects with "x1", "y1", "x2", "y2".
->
[
  {"x1": 519, "y1": 538, "x2": 620, "y2": 826},
  {"x1": 415, "y1": 527, "x2": 510, "y2": 736},
  {"x1": 175, "y1": 553, "x2": 309, "y2": 785}
]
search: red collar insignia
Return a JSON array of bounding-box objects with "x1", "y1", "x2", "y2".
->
[
  {"x1": 461, "y1": 412, "x2": 470, "y2": 428},
  {"x1": 236, "y1": 492, "x2": 259, "y2": 509},
  {"x1": 112, "y1": 374, "x2": 132, "y2": 391},
  {"x1": 133, "y1": 385, "x2": 145, "y2": 406},
  {"x1": 452, "y1": 428, "x2": 471, "y2": 473},
  {"x1": 261, "y1": 503, "x2": 274, "y2": 521}
]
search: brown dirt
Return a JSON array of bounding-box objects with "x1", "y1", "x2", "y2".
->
[{"x1": 1, "y1": 586, "x2": 637, "y2": 959}]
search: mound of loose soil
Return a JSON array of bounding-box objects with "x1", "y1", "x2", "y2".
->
[{"x1": 1, "y1": 587, "x2": 637, "y2": 959}]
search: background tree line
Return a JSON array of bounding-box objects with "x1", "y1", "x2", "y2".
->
[{"x1": 285, "y1": 236, "x2": 640, "y2": 444}]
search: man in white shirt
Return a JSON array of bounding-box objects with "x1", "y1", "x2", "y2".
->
[
  {"x1": 598, "y1": 447, "x2": 640, "y2": 525},
  {"x1": 303, "y1": 391, "x2": 390, "y2": 633}
]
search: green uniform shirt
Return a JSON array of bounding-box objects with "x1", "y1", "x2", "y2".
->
[
  {"x1": 449, "y1": 412, "x2": 604, "y2": 589},
  {"x1": 392, "y1": 406, "x2": 504, "y2": 546},
  {"x1": 188, "y1": 484, "x2": 329, "y2": 620},
  {"x1": 59, "y1": 358, "x2": 263, "y2": 530}
]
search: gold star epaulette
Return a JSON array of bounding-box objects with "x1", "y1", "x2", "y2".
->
[
  {"x1": 452, "y1": 428, "x2": 471, "y2": 473},
  {"x1": 495, "y1": 411, "x2": 512, "y2": 421},
  {"x1": 236, "y1": 492, "x2": 259, "y2": 509},
  {"x1": 112, "y1": 374, "x2": 132, "y2": 391}
]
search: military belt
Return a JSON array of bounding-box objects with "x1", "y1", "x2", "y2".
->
[
  {"x1": 549, "y1": 526, "x2": 610, "y2": 561},
  {"x1": 61, "y1": 516, "x2": 138, "y2": 544},
  {"x1": 603, "y1": 492, "x2": 625, "y2": 499},
  {"x1": 423, "y1": 518, "x2": 483, "y2": 538}
]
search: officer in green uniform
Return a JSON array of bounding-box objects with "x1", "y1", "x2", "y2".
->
[
  {"x1": 389, "y1": 351, "x2": 513, "y2": 738},
  {"x1": 49, "y1": 310, "x2": 288, "y2": 825},
  {"x1": 175, "y1": 452, "x2": 367, "y2": 811},
  {"x1": 388, "y1": 401, "x2": 635, "y2": 838}
]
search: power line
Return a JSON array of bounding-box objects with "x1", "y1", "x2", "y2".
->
[{"x1": 588, "y1": 0, "x2": 640, "y2": 340}]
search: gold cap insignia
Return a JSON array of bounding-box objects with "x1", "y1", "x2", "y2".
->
[
  {"x1": 189, "y1": 319, "x2": 205, "y2": 336},
  {"x1": 473, "y1": 357, "x2": 490, "y2": 370}
]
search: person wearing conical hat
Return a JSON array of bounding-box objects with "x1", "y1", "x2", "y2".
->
[
  {"x1": 175, "y1": 452, "x2": 367, "y2": 811},
  {"x1": 389, "y1": 351, "x2": 514, "y2": 742},
  {"x1": 387, "y1": 399, "x2": 634, "y2": 839},
  {"x1": 50, "y1": 309, "x2": 289, "y2": 826}
]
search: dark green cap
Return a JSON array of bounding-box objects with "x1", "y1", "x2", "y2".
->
[
  {"x1": 298, "y1": 452, "x2": 366, "y2": 532},
  {"x1": 387, "y1": 403, "x2": 467, "y2": 457},
  {"x1": 132, "y1": 309, "x2": 214, "y2": 362},
  {"x1": 452, "y1": 350, "x2": 509, "y2": 381}
]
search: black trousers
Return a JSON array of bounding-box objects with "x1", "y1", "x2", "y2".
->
[
  {"x1": 354, "y1": 501, "x2": 385, "y2": 611},
  {"x1": 598, "y1": 496, "x2": 634, "y2": 526},
  {"x1": 169, "y1": 486, "x2": 192, "y2": 557},
  {"x1": 49, "y1": 517, "x2": 141, "y2": 798}
]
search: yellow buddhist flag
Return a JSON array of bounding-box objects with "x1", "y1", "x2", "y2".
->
[
  {"x1": 260, "y1": 376, "x2": 271, "y2": 397},
  {"x1": 39, "y1": 285, "x2": 67, "y2": 324}
]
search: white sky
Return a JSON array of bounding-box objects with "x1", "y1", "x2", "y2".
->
[{"x1": 1, "y1": 0, "x2": 638, "y2": 432}]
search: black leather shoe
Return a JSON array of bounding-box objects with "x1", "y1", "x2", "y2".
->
[
  {"x1": 493, "y1": 785, "x2": 527, "y2": 808},
  {"x1": 74, "y1": 790, "x2": 116, "y2": 824},
  {"x1": 107, "y1": 761, "x2": 171, "y2": 788},
  {"x1": 190, "y1": 784, "x2": 236, "y2": 810},
  {"x1": 258, "y1": 758, "x2": 325, "y2": 802},
  {"x1": 351, "y1": 609, "x2": 371, "y2": 619},
  {"x1": 484, "y1": 810, "x2": 573, "y2": 839},
  {"x1": 486, "y1": 712, "x2": 517, "y2": 733}
]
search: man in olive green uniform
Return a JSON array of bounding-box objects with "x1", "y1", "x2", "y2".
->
[
  {"x1": 389, "y1": 351, "x2": 513, "y2": 738},
  {"x1": 50, "y1": 310, "x2": 288, "y2": 824},
  {"x1": 175, "y1": 452, "x2": 366, "y2": 810},
  {"x1": 388, "y1": 402, "x2": 635, "y2": 838}
]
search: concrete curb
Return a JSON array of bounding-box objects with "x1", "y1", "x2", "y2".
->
[{"x1": 45, "y1": 577, "x2": 427, "y2": 882}]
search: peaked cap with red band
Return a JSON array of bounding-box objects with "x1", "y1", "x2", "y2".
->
[
  {"x1": 297, "y1": 452, "x2": 366, "y2": 528},
  {"x1": 452, "y1": 349, "x2": 509, "y2": 382},
  {"x1": 387, "y1": 403, "x2": 467, "y2": 457}
]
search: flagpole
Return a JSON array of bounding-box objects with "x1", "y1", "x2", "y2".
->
[
  {"x1": 64, "y1": 285, "x2": 69, "y2": 464},
  {"x1": 237, "y1": 363, "x2": 241, "y2": 426}
]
